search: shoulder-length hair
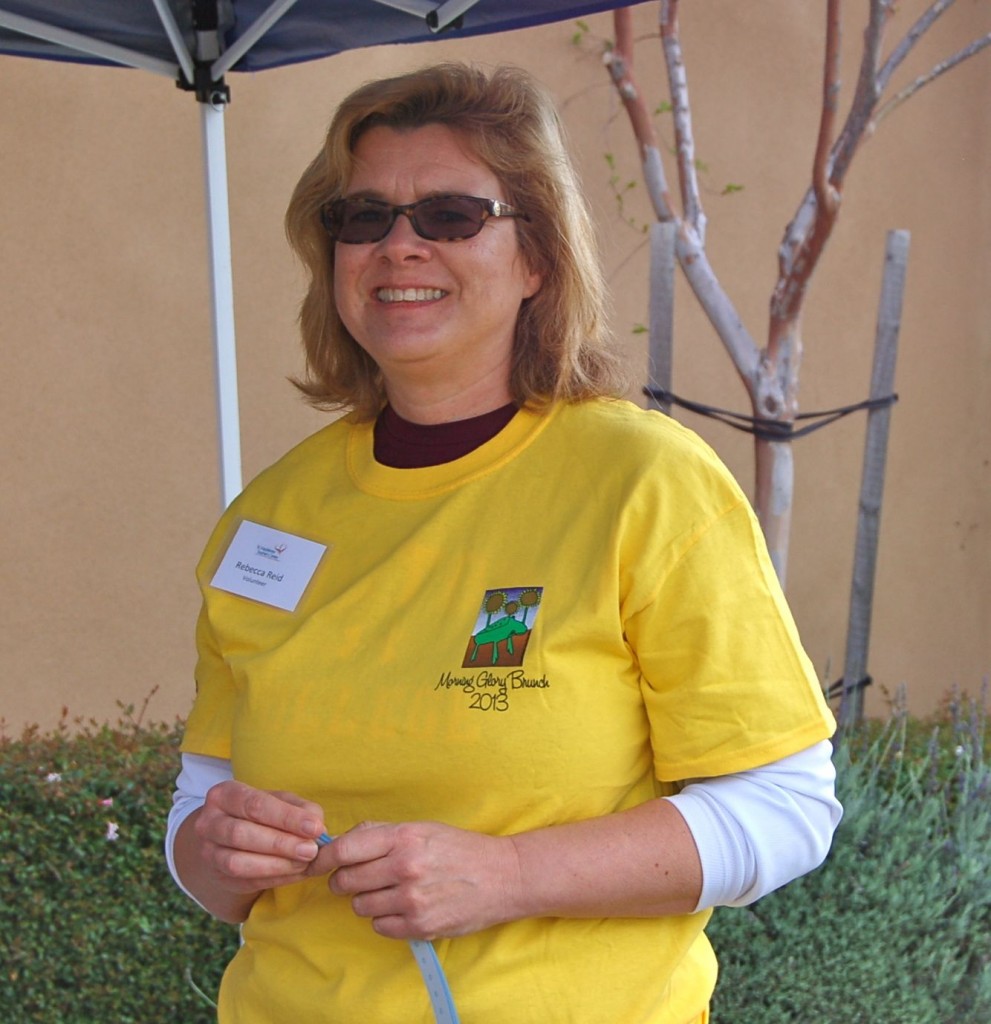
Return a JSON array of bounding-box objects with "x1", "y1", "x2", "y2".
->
[{"x1": 285, "y1": 62, "x2": 628, "y2": 419}]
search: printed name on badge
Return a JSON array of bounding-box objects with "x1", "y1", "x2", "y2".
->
[{"x1": 210, "y1": 520, "x2": 327, "y2": 612}]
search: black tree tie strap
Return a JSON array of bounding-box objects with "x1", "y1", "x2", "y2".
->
[
  {"x1": 644, "y1": 388, "x2": 898, "y2": 442},
  {"x1": 824, "y1": 675, "x2": 873, "y2": 702}
]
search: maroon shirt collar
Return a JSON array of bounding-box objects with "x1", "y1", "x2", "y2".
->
[{"x1": 373, "y1": 402, "x2": 519, "y2": 468}]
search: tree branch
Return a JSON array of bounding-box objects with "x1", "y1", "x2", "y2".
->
[
  {"x1": 604, "y1": 8, "x2": 675, "y2": 220},
  {"x1": 660, "y1": 0, "x2": 706, "y2": 242},
  {"x1": 813, "y1": 0, "x2": 842, "y2": 217},
  {"x1": 774, "y1": 0, "x2": 989, "y2": 367},
  {"x1": 876, "y1": 0, "x2": 956, "y2": 96},
  {"x1": 604, "y1": 5, "x2": 761, "y2": 384},
  {"x1": 875, "y1": 32, "x2": 991, "y2": 126},
  {"x1": 606, "y1": 10, "x2": 662, "y2": 163},
  {"x1": 770, "y1": 0, "x2": 845, "y2": 343},
  {"x1": 827, "y1": 0, "x2": 891, "y2": 190}
]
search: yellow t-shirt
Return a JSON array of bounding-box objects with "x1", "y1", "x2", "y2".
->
[{"x1": 183, "y1": 398, "x2": 834, "y2": 1023}]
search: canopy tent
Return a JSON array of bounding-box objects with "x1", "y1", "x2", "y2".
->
[{"x1": 0, "y1": 0, "x2": 639, "y2": 506}]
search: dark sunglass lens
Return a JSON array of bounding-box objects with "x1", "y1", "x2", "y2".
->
[
  {"x1": 334, "y1": 200, "x2": 393, "y2": 242},
  {"x1": 415, "y1": 197, "x2": 486, "y2": 240}
]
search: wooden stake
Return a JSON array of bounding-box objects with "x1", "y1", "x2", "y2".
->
[
  {"x1": 647, "y1": 220, "x2": 676, "y2": 416},
  {"x1": 839, "y1": 229, "x2": 910, "y2": 730}
]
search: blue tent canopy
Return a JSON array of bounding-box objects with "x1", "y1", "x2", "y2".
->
[
  {"x1": 0, "y1": 0, "x2": 641, "y2": 504},
  {"x1": 0, "y1": 1, "x2": 636, "y2": 73}
]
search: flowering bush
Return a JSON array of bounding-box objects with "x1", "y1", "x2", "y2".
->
[{"x1": 0, "y1": 700, "x2": 236, "y2": 1023}]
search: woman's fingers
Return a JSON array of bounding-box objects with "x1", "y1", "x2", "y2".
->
[
  {"x1": 195, "y1": 780, "x2": 327, "y2": 885},
  {"x1": 324, "y1": 821, "x2": 519, "y2": 940},
  {"x1": 207, "y1": 781, "x2": 325, "y2": 838}
]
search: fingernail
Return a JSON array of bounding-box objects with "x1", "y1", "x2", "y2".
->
[
  {"x1": 296, "y1": 841, "x2": 317, "y2": 859},
  {"x1": 301, "y1": 818, "x2": 319, "y2": 835}
]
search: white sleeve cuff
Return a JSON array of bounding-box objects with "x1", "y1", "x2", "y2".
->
[
  {"x1": 164, "y1": 752, "x2": 234, "y2": 908},
  {"x1": 666, "y1": 739, "x2": 842, "y2": 911}
]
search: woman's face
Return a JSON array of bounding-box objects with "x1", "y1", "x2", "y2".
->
[{"x1": 333, "y1": 123, "x2": 542, "y2": 421}]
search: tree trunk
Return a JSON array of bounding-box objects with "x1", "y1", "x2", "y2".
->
[
  {"x1": 754, "y1": 439, "x2": 794, "y2": 583},
  {"x1": 752, "y1": 310, "x2": 802, "y2": 583}
]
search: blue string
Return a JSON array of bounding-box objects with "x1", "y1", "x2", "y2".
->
[{"x1": 316, "y1": 833, "x2": 460, "y2": 1023}]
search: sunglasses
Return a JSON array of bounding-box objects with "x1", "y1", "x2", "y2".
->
[{"x1": 320, "y1": 194, "x2": 529, "y2": 244}]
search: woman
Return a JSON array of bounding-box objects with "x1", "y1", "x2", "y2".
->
[{"x1": 167, "y1": 63, "x2": 840, "y2": 1023}]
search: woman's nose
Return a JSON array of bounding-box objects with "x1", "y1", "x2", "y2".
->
[{"x1": 375, "y1": 210, "x2": 430, "y2": 255}]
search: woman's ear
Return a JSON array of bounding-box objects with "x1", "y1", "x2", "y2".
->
[{"x1": 522, "y1": 264, "x2": 543, "y2": 300}]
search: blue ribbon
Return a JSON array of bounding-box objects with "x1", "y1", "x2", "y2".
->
[{"x1": 317, "y1": 833, "x2": 460, "y2": 1023}]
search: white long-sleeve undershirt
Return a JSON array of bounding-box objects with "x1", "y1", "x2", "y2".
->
[
  {"x1": 665, "y1": 739, "x2": 841, "y2": 908},
  {"x1": 165, "y1": 739, "x2": 840, "y2": 914}
]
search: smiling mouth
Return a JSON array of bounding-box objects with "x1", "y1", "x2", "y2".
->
[{"x1": 376, "y1": 287, "x2": 446, "y2": 303}]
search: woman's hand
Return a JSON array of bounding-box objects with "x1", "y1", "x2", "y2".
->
[
  {"x1": 174, "y1": 780, "x2": 328, "y2": 922},
  {"x1": 322, "y1": 800, "x2": 702, "y2": 940},
  {"x1": 322, "y1": 821, "x2": 523, "y2": 941}
]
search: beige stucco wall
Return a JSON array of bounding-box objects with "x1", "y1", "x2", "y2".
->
[{"x1": 2, "y1": 3, "x2": 988, "y2": 731}]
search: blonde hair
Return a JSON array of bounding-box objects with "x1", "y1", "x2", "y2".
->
[{"x1": 285, "y1": 62, "x2": 628, "y2": 419}]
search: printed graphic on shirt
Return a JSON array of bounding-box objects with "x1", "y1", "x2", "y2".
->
[{"x1": 461, "y1": 587, "x2": 543, "y2": 668}]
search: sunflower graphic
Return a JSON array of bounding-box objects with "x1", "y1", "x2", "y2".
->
[{"x1": 463, "y1": 586, "x2": 543, "y2": 668}]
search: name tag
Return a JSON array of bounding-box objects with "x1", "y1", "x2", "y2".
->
[{"x1": 210, "y1": 520, "x2": 327, "y2": 612}]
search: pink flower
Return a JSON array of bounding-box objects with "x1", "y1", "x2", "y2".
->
[
  {"x1": 44, "y1": 772, "x2": 62, "y2": 783},
  {"x1": 105, "y1": 822, "x2": 120, "y2": 842},
  {"x1": 98, "y1": 798, "x2": 114, "y2": 808}
]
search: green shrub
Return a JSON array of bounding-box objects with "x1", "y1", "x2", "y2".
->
[
  {"x1": 708, "y1": 690, "x2": 991, "y2": 1023},
  {"x1": 0, "y1": 699, "x2": 237, "y2": 1024}
]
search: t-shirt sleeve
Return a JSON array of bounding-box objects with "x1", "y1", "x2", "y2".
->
[
  {"x1": 626, "y1": 496, "x2": 835, "y2": 782},
  {"x1": 180, "y1": 600, "x2": 237, "y2": 759}
]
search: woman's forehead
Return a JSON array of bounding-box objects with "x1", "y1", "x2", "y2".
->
[{"x1": 345, "y1": 123, "x2": 501, "y2": 196}]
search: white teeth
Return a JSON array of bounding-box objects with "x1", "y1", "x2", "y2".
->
[{"x1": 376, "y1": 287, "x2": 445, "y2": 303}]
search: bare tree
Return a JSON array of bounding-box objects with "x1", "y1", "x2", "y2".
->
[{"x1": 602, "y1": 0, "x2": 991, "y2": 584}]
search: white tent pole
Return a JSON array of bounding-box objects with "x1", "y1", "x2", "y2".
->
[
  {"x1": 0, "y1": 8, "x2": 178, "y2": 77},
  {"x1": 200, "y1": 99, "x2": 243, "y2": 508},
  {"x1": 211, "y1": 0, "x2": 301, "y2": 80},
  {"x1": 150, "y1": 0, "x2": 196, "y2": 85}
]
